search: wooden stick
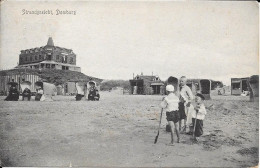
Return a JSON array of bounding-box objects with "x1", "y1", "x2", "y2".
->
[{"x1": 154, "y1": 108, "x2": 163, "y2": 144}]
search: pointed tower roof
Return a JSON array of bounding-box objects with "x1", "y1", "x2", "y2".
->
[{"x1": 47, "y1": 37, "x2": 54, "y2": 46}]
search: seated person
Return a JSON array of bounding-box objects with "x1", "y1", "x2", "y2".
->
[
  {"x1": 35, "y1": 87, "x2": 43, "y2": 101},
  {"x1": 88, "y1": 87, "x2": 100, "y2": 101},
  {"x1": 5, "y1": 86, "x2": 19, "y2": 101},
  {"x1": 75, "y1": 94, "x2": 85, "y2": 101},
  {"x1": 95, "y1": 90, "x2": 100, "y2": 101},
  {"x1": 22, "y1": 87, "x2": 31, "y2": 101}
]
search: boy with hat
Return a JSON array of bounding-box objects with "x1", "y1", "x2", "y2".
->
[
  {"x1": 190, "y1": 93, "x2": 207, "y2": 141},
  {"x1": 160, "y1": 85, "x2": 180, "y2": 145}
]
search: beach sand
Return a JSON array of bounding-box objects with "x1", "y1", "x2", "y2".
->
[{"x1": 0, "y1": 92, "x2": 258, "y2": 167}]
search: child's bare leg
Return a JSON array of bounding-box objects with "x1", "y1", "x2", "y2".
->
[
  {"x1": 179, "y1": 119, "x2": 182, "y2": 132},
  {"x1": 168, "y1": 121, "x2": 174, "y2": 144},
  {"x1": 183, "y1": 118, "x2": 187, "y2": 132},
  {"x1": 193, "y1": 136, "x2": 198, "y2": 142},
  {"x1": 174, "y1": 122, "x2": 180, "y2": 143}
]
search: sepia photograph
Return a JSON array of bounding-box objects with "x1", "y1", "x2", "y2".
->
[{"x1": 0, "y1": 0, "x2": 259, "y2": 167}]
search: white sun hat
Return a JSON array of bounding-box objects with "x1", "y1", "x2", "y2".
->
[{"x1": 166, "y1": 85, "x2": 175, "y2": 92}]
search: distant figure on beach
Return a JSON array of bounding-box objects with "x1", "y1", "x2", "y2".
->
[
  {"x1": 88, "y1": 86, "x2": 100, "y2": 101},
  {"x1": 76, "y1": 94, "x2": 85, "y2": 101},
  {"x1": 160, "y1": 85, "x2": 180, "y2": 145},
  {"x1": 35, "y1": 87, "x2": 44, "y2": 101},
  {"x1": 20, "y1": 80, "x2": 32, "y2": 101},
  {"x1": 22, "y1": 87, "x2": 31, "y2": 101},
  {"x1": 217, "y1": 85, "x2": 222, "y2": 95},
  {"x1": 179, "y1": 76, "x2": 194, "y2": 133},
  {"x1": 5, "y1": 85, "x2": 19, "y2": 101}
]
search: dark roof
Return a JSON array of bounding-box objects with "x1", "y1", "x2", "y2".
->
[
  {"x1": 20, "y1": 38, "x2": 73, "y2": 53},
  {"x1": 47, "y1": 37, "x2": 54, "y2": 46}
]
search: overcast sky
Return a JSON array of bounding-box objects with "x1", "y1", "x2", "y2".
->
[{"x1": 0, "y1": 1, "x2": 259, "y2": 85}]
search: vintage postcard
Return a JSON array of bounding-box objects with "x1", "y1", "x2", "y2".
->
[{"x1": 0, "y1": 0, "x2": 259, "y2": 167}]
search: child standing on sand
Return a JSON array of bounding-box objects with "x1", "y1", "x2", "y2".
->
[
  {"x1": 191, "y1": 93, "x2": 207, "y2": 141},
  {"x1": 160, "y1": 85, "x2": 180, "y2": 145},
  {"x1": 179, "y1": 76, "x2": 193, "y2": 133}
]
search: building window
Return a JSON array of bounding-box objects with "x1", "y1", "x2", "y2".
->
[
  {"x1": 35, "y1": 55, "x2": 38, "y2": 60},
  {"x1": 70, "y1": 57, "x2": 73, "y2": 64},
  {"x1": 47, "y1": 55, "x2": 51, "y2": 60},
  {"x1": 62, "y1": 56, "x2": 67, "y2": 63},
  {"x1": 30, "y1": 56, "x2": 32, "y2": 61},
  {"x1": 20, "y1": 57, "x2": 23, "y2": 63},
  {"x1": 25, "y1": 57, "x2": 28, "y2": 61},
  {"x1": 56, "y1": 55, "x2": 60, "y2": 61},
  {"x1": 62, "y1": 66, "x2": 69, "y2": 70},
  {"x1": 39, "y1": 55, "x2": 42, "y2": 60}
]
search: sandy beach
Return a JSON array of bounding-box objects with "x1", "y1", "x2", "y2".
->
[{"x1": 0, "y1": 92, "x2": 258, "y2": 167}]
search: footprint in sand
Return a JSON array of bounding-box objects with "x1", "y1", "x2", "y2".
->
[{"x1": 213, "y1": 129, "x2": 223, "y2": 132}]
